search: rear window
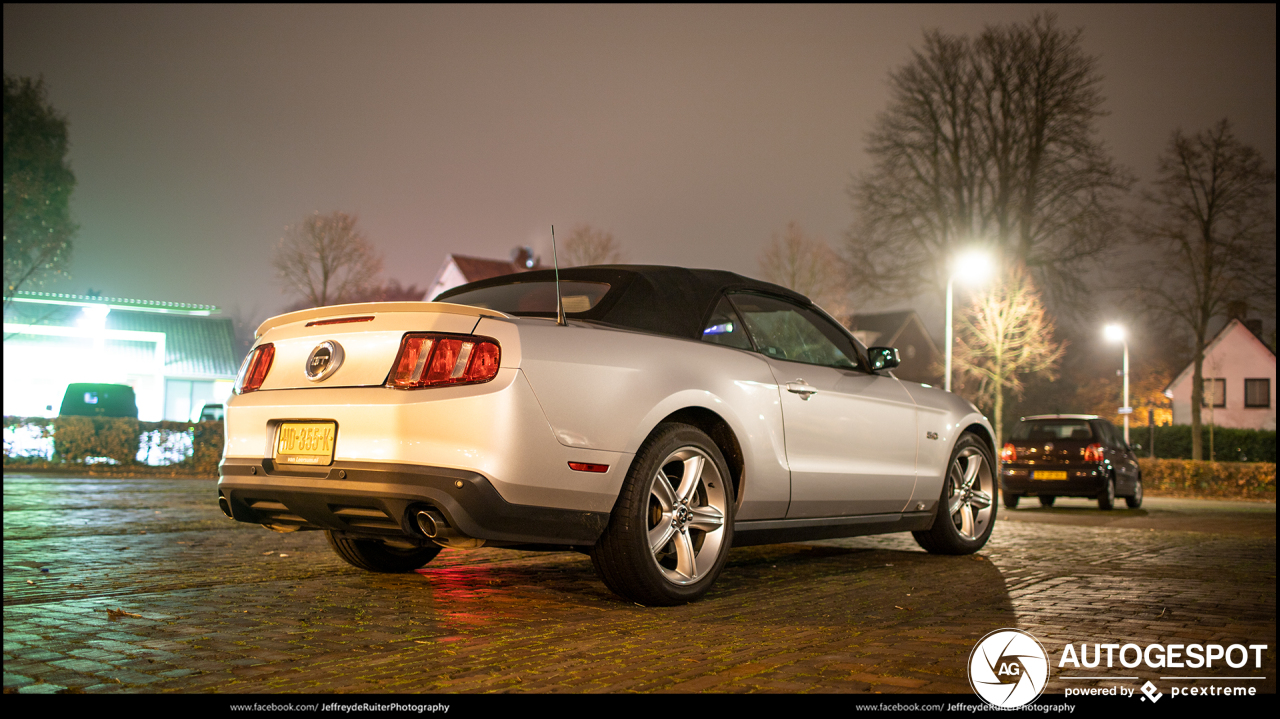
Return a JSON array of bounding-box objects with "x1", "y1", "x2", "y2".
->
[
  {"x1": 437, "y1": 281, "x2": 610, "y2": 316},
  {"x1": 1011, "y1": 420, "x2": 1094, "y2": 442}
]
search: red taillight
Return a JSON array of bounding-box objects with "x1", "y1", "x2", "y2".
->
[
  {"x1": 387, "y1": 333, "x2": 501, "y2": 389},
  {"x1": 1001, "y1": 443, "x2": 1017, "y2": 462},
  {"x1": 1082, "y1": 443, "x2": 1105, "y2": 463},
  {"x1": 235, "y1": 343, "x2": 275, "y2": 394}
]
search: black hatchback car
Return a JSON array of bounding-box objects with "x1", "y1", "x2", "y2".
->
[{"x1": 1000, "y1": 414, "x2": 1142, "y2": 510}]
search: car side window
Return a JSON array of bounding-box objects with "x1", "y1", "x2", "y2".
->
[
  {"x1": 727, "y1": 293, "x2": 861, "y2": 370},
  {"x1": 1093, "y1": 421, "x2": 1120, "y2": 449},
  {"x1": 700, "y1": 296, "x2": 753, "y2": 350}
]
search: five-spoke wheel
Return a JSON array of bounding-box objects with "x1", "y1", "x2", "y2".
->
[
  {"x1": 591, "y1": 424, "x2": 734, "y2": 605},
  {"x1": 914, "y1": 433, "x2": 997, "y2": 554},
  {"x1": 644, "y1": 447, "x2": 730, "y2": 586}
]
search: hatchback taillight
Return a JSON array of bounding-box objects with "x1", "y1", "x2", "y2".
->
[
  {"x1": 1081, "y1": 443, "x2": 1105, "y2": 463},
  {"x1": 235, "y1": 343, "x2": 275, "y2": 394},
  {"x1": 387, "y1": 333, "x2": 501, "y2": 389},
  {"x1": 1001, "y1": 443, "x2": 1016, "y2": 462}
]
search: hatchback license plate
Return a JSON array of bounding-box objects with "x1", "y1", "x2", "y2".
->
[
  {"x1": 275, "y1": 422, "x2": 336, "y2": 465},
  {"x1": 1034, "y1": 470, "x2": 1067, "y2": 480}
]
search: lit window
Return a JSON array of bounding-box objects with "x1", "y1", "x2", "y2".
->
[{"x1": 1200, "y1": 378, "x2": 1226, "y2": 408}]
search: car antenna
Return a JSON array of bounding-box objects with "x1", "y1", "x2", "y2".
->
[{"x1": 552, "y1": 225, "x2": 566, "y2": 326}]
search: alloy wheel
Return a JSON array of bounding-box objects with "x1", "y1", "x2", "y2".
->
[
  {"x1": 946, "y1": 445, "x2": 994, "y2": 540},
  {"x1": 646, "y1": 447, "x2": 729, "y2": 585}
]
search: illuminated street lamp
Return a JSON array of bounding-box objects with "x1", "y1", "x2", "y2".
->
[
  {"x1": 1104, "y1": 324, "x2": 1131, "y2": 443},
  {"x1": 945, "y1": 250, "x2": 994, "y2": 392}
]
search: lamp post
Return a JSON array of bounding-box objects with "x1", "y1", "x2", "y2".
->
[
  {"x1": 945, "y1": 250, "x2": 993, "y2": 393},
  {"x1": 1104, "y1": 324, "x2": 1131, "y2": 444}
]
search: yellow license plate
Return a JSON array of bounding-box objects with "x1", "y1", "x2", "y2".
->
[
  {"x1": 275, "y1": 422, "x2": 336, "y2": 465},
  {"x1": 1034, "y1": 470, "x2": 1067, "y2": 480}
]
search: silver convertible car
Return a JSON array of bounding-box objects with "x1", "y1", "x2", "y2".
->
[{"x1": 217, "y1": 266, "x2": 997, "y2": 605}]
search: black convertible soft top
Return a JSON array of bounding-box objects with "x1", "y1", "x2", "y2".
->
[{"x1": 435, "y1": 265, "x2": 811, "y2": 341}]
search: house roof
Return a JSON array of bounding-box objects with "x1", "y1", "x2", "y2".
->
[
  {"x1": 449, "y1": 254, "x2": 543, "y2": 284},
  {"x1": 5, "y1": 298, "x2": 239, "y2": 377},
  {"x1": 847, "y1": 310, "x2": 940, "y2": 355},
  {"x1": 1164, "y1": 318, "x2": 1278, "y2": 393},
  {"x1": 848, "y1": 311, "x2": 915, "y2": 344}
]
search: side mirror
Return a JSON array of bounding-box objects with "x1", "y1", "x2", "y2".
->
[{"x1": 868, "y1": 346, "x2": 901, "y2": 371}]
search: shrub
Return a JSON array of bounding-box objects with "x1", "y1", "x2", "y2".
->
[
  {"x1": 1138, "y1": 458, "x2": 1276, "y2": 500},
  {"x1": 1132, "y1": 425, "x2": 1275, "y2": 463},
  {"x1": 5, "y1": 415, "x2": 223, "y2": 476}
]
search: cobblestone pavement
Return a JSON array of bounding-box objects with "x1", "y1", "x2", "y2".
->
[{"x1": 3, "y1": 476, "x2": 1274, "y2": 694}]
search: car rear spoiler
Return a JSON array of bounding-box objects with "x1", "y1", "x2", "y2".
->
[{"x1": 255, "y1": 301, "x2": 512, "y2": 338}]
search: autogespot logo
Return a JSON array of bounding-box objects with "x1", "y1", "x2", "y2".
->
[{"x1": 969, "y1": 628, "x2": 1050, "y2": 708}]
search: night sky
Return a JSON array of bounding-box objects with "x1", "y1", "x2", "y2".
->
[{"x1": 4, "y1": 5, "x2": 1275, "y2": 333}]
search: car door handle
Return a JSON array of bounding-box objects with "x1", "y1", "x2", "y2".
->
[{"x1": 786, "y1": 380, "x2": 817, "y2": 400}]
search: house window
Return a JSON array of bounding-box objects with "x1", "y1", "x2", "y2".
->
[
  {"x1": 1245, "y1": 379, "x2": 1271, "y2": 408},
  {"x1": 1200, "y1": 378, "x2": 1226, "y2": 408}
]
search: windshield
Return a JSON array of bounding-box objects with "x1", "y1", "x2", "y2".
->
[{"x1": 437, "y1": 281, "x2": 611, "y2": 316}]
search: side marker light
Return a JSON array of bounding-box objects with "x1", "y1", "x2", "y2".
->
[{"x1": 568, "y1": 462, "x2": 609, "y2": 473}]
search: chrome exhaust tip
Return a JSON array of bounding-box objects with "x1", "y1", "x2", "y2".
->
[
  {"x1": 415, "y1": 509, "x2": 447, "y2": 538},
  {"x1": 218, "y1": 495, "x2": 233, "y2": 519}
]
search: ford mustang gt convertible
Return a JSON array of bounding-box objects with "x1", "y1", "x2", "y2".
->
[{"x1": 217, "y1": 266, "x2": 997, "y2": 605}]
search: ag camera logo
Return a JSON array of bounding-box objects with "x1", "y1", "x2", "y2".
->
[{"x1": 969, "y1": 629, "x2": 1049, "y2": 708}]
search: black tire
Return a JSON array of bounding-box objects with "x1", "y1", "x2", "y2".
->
[
  {"x1": 913, "y1": 433, "x2": 998, "y2": 555},
  {"x1": 325, "y1": 531, "x2": 441, "y2": 572},
  {"x1": 1125, "y1": 474, "x2": 1143, "y2": 509},
  {"x1": 1039, "y1": 495, "x2": 1055, "y2": 507},
  {"x1": 590, "y1": 423, "x2": 735, "y2": 606},
  {"x1": 1003, "y1": 492, "x2": 1020, "y2": 509},
  {"x1": 1097, "y1": 474, "x2": 1116, "y2": 511}
]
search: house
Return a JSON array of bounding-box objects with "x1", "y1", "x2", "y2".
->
[
  {"x1": 427, "y1": 247, "x2": 542, "y2": 300},
  {"x1": 847, "y1": 310, "x2": 943, "y2": 386},
  {"x1": 1164, "y1": 318, "x2": 1276, "y2": 430},
  {"x1": 3, "y1": 291, "x2": 239, "y2": 422}
]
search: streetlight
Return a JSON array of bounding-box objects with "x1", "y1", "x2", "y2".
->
[
  {"x1": 1104, "y1": 324, "x2": 1132, "y2": 444},
  {"x1": 945, "y1": 250, "x2": 994, "y2": 392}
]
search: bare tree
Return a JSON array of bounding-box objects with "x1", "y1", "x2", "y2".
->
[
  {"x1": 4, "y1": 74, "x2": 76, "y2": 313},
  {"x1": 561, "y1": 224, "x2": 625, "y2": 267},
  {"x1": 847, "y1": 14, "x2": 1131, "y2": 311},
  {"x1": 953, "y1": 267, "x2": 1065, "y2": 447},
  {"x1": 1133, "y1": 119, "x2": 1276, "y2": 459},
  {"x1": 758, "y1": 221, "x2": 851, "y2": 317},
  {"x1": 273, "y1": 211, "x2": 383, "y2": 308}
]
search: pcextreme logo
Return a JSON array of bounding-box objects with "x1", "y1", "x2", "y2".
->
[{"x1": 969, "y1": 628, "x2": 1050, "y2": 708}]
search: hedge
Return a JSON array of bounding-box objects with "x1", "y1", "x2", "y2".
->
[
  {"x1": 1131, "y1": 425, "x2": 1275, "y2": 463},
  {"x1": 1137, "y1": 458, "x2": 1276, "y2": 501},
  {"x1": 3, "y1": 415, "x2": 223, "y2": 477}
]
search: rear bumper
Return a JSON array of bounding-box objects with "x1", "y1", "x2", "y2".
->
[
  {"x1": 217, "y1": 457, "x2": 609, "y2": 547},
  {"x1": 1000, "y1": 464, "x2": 1106, "y2": 497}
]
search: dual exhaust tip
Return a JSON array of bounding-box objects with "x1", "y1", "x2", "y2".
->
[{"x1": 221, "y1": 495, "x2": 472, "y2": 546}]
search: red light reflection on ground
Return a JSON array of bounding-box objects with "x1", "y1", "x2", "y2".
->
[{"x1": 414, "y1": 564, "x2": 520, "y2": 628}]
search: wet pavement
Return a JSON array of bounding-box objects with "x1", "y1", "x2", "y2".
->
[{"x1": 3, "y1": 475, "x2": 1275, "y2": 694}]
